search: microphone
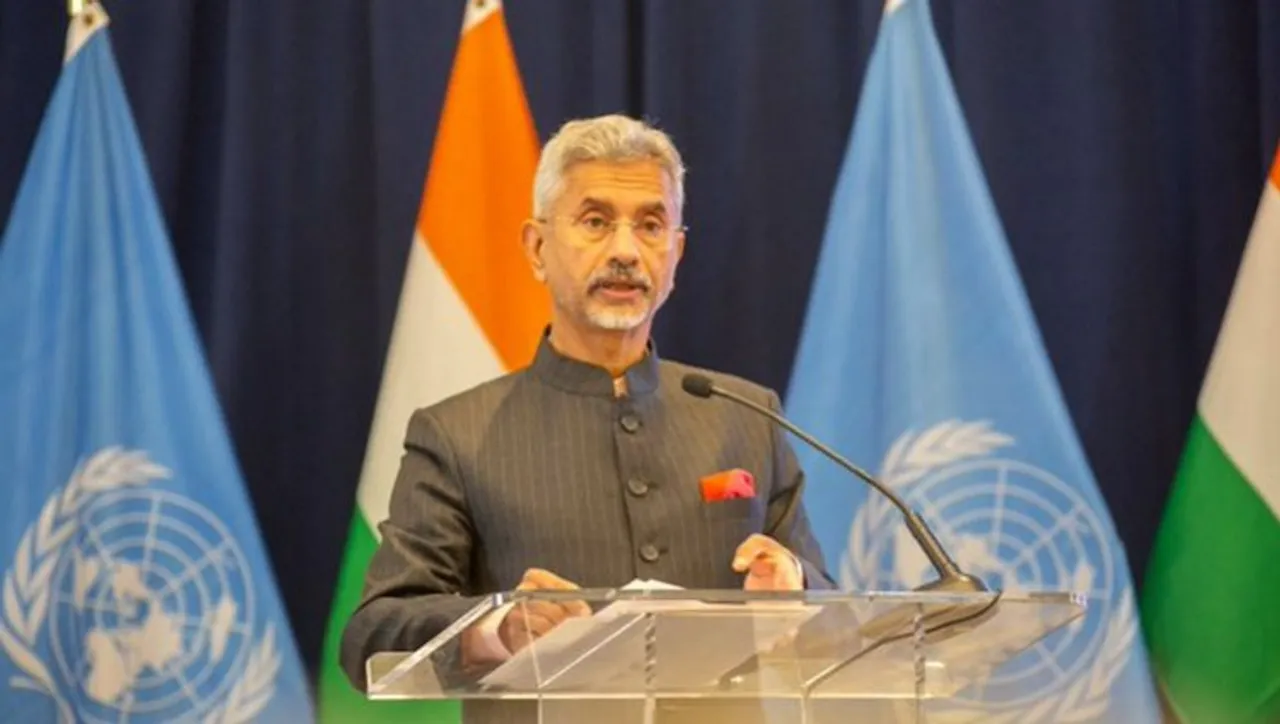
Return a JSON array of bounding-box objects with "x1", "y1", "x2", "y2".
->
[{"x1": 681, "y1": 373, "x2": 986, "y2": 593}]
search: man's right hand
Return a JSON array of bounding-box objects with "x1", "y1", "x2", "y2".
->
[{"x1": 498, "y1": 568, "x2": 591, "y2": 653}]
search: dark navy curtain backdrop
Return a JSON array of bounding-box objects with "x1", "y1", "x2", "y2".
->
[{"x1": 3, "y1": 0, "x2": 1278, "y2": 677}]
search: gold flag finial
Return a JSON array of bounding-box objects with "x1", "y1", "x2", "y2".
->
[{"x1": 68, "y1": 0, "x2": 99, "y2": 18}]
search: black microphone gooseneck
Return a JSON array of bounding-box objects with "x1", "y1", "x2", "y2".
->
[{"x1": 681, "y1": 373, "x2": 986, "y2": 593}]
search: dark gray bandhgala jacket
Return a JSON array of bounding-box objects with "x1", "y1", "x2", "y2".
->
[{"x1": 340, "y1": 332, "x2": 836, "y2": 723}]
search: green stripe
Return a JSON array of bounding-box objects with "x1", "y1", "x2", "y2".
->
[
  {"x1": 318, "y1": 511, "x2": 461, "y2": 723},
  {"x1": 1141, "y1": 416, "x2": 1280, "y2": 723}
]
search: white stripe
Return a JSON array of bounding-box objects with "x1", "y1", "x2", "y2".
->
[
  {"x1": 1200, "y1": 181, "x2": 1280, "y2": 520},
  {"x1": 355, "y1": 234, "x2": 506, "y2": 533},
  {"x1": 65, "y1": 3, "x2": 109, "y2": 63},
  {"x1": 463, "y1": 0, "x2": 502, "y2": 35}
]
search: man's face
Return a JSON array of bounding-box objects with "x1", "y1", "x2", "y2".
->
[{"x1": 524, "y1": 160, "x2": 685, "y2": 334}]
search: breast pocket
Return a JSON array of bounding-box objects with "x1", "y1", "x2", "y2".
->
[
  {"x1": 695, "y1": 466, "x2": 767, "y2": 523},
  {"x1": 699, "y1": 496, "x2": 763, "y2": 522},
  {"x1": 697, "y1": 496, "x2": 767, "y2": 561}
]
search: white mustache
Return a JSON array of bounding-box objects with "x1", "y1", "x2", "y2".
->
[{"x1": 588, "y1": 273, "x2": 651, "y2": 291}]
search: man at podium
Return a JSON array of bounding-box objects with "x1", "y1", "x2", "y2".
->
[{"x1": 340, "y1": 114, "x2": 835, "y2": 722}]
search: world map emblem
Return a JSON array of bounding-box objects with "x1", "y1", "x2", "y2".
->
[
  {"x1": 0, "y1": 448, "x2": 280, "y2": 724},
  {"x1": 844, "y1": 421, "x2": 1135, "y2": 723}
]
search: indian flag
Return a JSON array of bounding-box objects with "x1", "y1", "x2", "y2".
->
[
  {"x1": 316, "y1": 1, "x2": 546, "y2": 721},
  {"x1": 1141, "y1": 144, "x2": 1280, "y2": 723}
]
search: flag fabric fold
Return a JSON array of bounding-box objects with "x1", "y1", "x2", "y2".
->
[
  {"x1": 316, "y1": 1, "x2": 546, "y2": 721},
  {"x1": 0, "y1": 6, "x2": 313, "y2": 723},
  {"x1": 1140, "y1": 145, "x2": 1280, "y2": 724},
  {"x1": 784, "y1": 0, "x2": 1161, "y2": 721}
]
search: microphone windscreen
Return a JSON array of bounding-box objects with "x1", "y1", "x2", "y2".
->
[{"x1": 681, "y1": 373, "x2": 716, "y2": 398}]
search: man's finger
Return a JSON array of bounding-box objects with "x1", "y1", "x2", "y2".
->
[
  {"x1": 522, "y1": 611, "x2": 557, "y2": 638},
  {"x1": 521, "y1": 567, "x2": 581, "y2": 590},
  {"x1": 514, "y1": 569, "x2": 591, "y2": 619},
  {"x1": 732, "y1": 534, "x2": 781, "y2": 571},
  {"x1": 523, "y1": 600, "x2": 573, "y2": 625},
  {"x1": 744, "y1": 555, "x2": 783, "y2": 591},
  {"x1": 561, "y1": 598, "x2": 592, "y2": 618},
  {"x1": 503, "y1": 610, "x2": 556, "y2": 650},
  {"x1": 504, "y1": 568, "x2": 588, "y2": 651},
  {"x1": 501, "y1": 615, "x2": 536, "y2": 652},
  {"x1": 535, "y1": 597, "x2": 591, "y2": 620},
  {"x1": 744, "y1": 556, "x2": 803, "y2": 592},
  {"x1": 502, "y1": 627, "x2": 532, "y2": 653},
  {"x1": 748, "y1": 555, "x2": 777, "y2": 579}
]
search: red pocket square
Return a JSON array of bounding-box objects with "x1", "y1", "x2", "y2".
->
[{"x1": 700, "y1": 469, "x2": 756, "y2": 502}]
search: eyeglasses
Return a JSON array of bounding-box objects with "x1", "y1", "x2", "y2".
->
[{"x1": 537, "y1": 214, "x2": 686, "y2": 247}]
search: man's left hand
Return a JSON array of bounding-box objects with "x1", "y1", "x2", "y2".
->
[{"x1": 732, "y1": 534, "x2": 803, "y2": 591}]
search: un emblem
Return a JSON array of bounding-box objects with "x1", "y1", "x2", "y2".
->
[
  {"x1": 845, "y1": 421, "x2": 1135, "y2": 724},
  {"x1": 0, "y1": 448, "x2": 280, "y2": 724}
]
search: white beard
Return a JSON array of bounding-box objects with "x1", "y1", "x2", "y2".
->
[
  {"x1": 586, "y1": 303, "x2": 649, "y2": 330},
  {"x1": 551, "y1": 280, "x2": 665, "y2": 332}
]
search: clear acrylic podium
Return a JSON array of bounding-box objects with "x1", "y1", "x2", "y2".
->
[{"x1": 365, "y1": 587, "x2": 1085, "y2": 723}]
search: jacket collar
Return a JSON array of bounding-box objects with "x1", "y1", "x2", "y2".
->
[{"x1": 529, "y1": 327, "x2": 660, "y2": 398}]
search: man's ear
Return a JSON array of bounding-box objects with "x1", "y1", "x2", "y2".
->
[
  {"x1": 665, "y1": 228, "x2": 687, "y2": 295},
  {"x1": 521, "y1": 220, "x2": 546, "y2": 282}
]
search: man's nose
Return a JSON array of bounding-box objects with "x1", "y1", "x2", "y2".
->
[{"x1": 604, "y1": 223, "x2": 642, "y2": 262}]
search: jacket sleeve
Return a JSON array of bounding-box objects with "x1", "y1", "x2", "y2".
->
[
  {"x1": 339, "y1": 408, "x2": 485, "y2": 691},
  {"x1": 761, "y1": 390, "x2": 838, "y2": 590}
]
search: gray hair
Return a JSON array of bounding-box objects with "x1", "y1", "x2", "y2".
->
[{"x1": 532, "y1": 114, "x2": 686, "y2": 219}]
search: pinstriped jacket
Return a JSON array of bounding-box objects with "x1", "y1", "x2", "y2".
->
[{"x1": 339, "y1": 332, "x2": 834, "y2": 718}]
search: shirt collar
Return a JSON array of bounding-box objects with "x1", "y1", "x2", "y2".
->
[{"x1": 529, "y1": 327, "x2": 661, "y2": 398}]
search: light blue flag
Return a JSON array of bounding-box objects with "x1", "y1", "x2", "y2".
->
[
  {"x1": 0, "y1": 8, "x2": 313, "y2": 723},
  {"x1": 785, "y1": 0, "x2": 1161, "y2": 722}
]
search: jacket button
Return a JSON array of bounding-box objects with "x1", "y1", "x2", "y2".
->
[
  {"x1": 627, "y1": 478, "x2": 649, "y2": 497},
  {"x1": 619, "y1": 414, "x2": 640, "y2": 433},
  {"x1": 639, "y1": 543, "x2": 660, "y2": 563}
]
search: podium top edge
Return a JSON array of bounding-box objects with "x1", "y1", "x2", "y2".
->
[{"x1": 486, "y1": 588, "x2": 1087, "y2": 607}]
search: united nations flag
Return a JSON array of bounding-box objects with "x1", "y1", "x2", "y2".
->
[
  {"x1": 0, "y1": 5, "x2": 313, "y2": 723},
  {"x1": 785, "y1": 0, "x2": 1161, "y2": 722}
]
